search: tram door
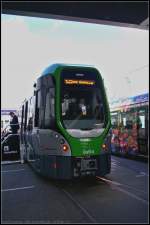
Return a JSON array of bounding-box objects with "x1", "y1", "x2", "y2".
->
[{"x1": 137, "y1": 107, "x2": 148, "y2": 155}]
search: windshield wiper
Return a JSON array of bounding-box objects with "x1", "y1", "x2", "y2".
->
[{"x1": 80, "y1": 128, "x2": 93, "y2": 131}]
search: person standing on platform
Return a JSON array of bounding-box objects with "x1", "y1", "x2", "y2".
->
[{"x1": 9, "y1": 112, "x2": 20, "y2": 134}]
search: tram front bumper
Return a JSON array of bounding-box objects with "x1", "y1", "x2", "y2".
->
[
  {"x1": 42, "y1": 153, "x2": 111, "y2": 179},
  {"x1": 72, "y1": 153, "x2": 111, "y2": 178}
]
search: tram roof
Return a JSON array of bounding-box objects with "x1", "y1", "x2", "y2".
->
[
  {"x1": 41, "y1": 63, "x2": 95, "y2": 76},
  {"x1": 110, "y1": 93, "x2": 149, "y2": 110}
]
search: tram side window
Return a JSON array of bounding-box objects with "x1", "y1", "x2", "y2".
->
[
  {"x1": 27, "y1": 100, "x2": 33, "y2": 131},
  {"x1": 50, "y1": 88, "x2": 55, "y2": 119},
  {"x1": 21, "y1": 105, "x2": 24, "y2": 131},
  {"x1": 138, "y1": 109, "x2": 146, "y2": 138},
  {"x1": 34, "y1": 91, "x2": 40, "y2": 127},
  {"x1": 24, "y1": 101, "x2": 28, "y2": 131},
  {"x1": 45, "y1": 92, "x2": 51, "y2": 128},
  {"x1": 121, "y1": 109, "x2": 138, "y2": 129},
  {"x1": 44, "y1": 88, "x2": 55, "y2": 128},
  {"x1": 111, "y1": 112, "x2": 118, "y2": 128},
  {"x1": 138, "y1": 111, "x2": 145, "y2": 129},
  {"x1": 27, "y1": 117, "x2": 33, "y2": 131}
]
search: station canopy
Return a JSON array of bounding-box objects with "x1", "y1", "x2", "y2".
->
[{"x1": 2, "y1": 1, "x2": 149, "y2": 30}]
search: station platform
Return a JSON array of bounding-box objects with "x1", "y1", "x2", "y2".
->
[{"x1": 111, "y1": 152, "x2": 148, "y2": 162}]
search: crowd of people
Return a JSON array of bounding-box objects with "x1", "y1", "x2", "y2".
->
[{"x1": 111, "y1": 124, "x2": 139, "y2": 155}]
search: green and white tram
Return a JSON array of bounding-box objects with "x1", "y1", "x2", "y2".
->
[{"x1": 20, "y1": 63, "x2": 111, "y2": 179}]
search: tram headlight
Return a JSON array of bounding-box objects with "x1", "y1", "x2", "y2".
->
[
  {"x1": 102, "y1": 144, "x2": 107, "y2": 149},
  {"x1": 101, "y1": 143, "x2": 108, "y2": 152},
  {"x1": 101, "y1": 129, "x2": 112, "y2": 152},
  {"x1": 62, "y1": 144, "x2": 69, "y2": 152}
]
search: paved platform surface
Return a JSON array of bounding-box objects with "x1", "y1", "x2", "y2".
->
[{"x1": 1, "y1": 156, "x2": 149, "y2": 223}]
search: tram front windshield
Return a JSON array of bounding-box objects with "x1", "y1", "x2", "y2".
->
[{"x1": 61, "y1": 69, "x2": 106, "y2": 132}]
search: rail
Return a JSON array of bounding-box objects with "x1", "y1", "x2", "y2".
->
[
  {"x1": 1, "y1": 133, "x2": 20, "y2": 145},
  {"x1": 1, "y1": 124, "x2": 20, "y2": 141}
]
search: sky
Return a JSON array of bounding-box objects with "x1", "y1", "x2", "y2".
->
[{"x1": 1, "y1": 14, "x2": 149, "y2": 110}]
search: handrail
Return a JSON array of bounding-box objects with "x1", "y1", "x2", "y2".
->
[
  {"x1": 1, "y1": 133, "x2": 20, "y2": 145},
  {"x1": 1, "y1": 124, "x2": 20, "y2": 140}
]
